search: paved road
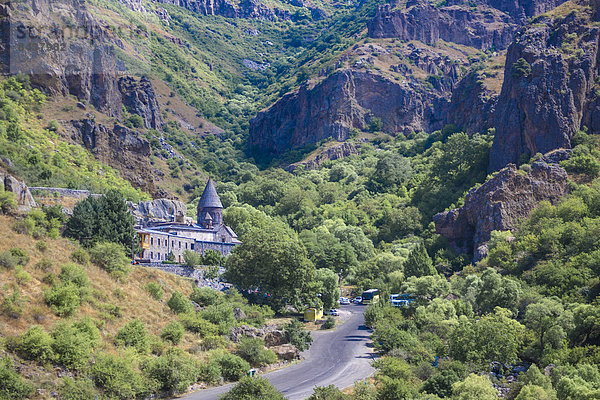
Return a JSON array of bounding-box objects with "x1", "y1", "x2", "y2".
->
[{"x1": 181, "y1": 304, "x2": 376, "y2": 400}]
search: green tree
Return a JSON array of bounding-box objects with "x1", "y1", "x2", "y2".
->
[
  {"x1": 451, "y1": 374, "x2": 497, "y2": 400},
  {"x1": 88, "y1": 242, "x2": 131, "y2": 277},
  {"x1": 308, "y1": 385, "x2": 348, "y2": 399},
  {"x1": 17, "y1": 325, "x2": 54, "y2": 363},
  {"x1": 316, "y1": 268, "x2": 340, "y2": 309},
  {"x1": 0, "y1": 358, "x2": 34, "y2": 400},
  {"x1": 168, "y1": 291, "x2": 194, "y2": 314},
  {"x1": 235, "y1": 337, "x2": 277, "y2": 367},
  {"x1": 283, "y1": 320, "x2": 313, "y2": 351},
  {"x1": 115, "y1": 319, "x2": 150, "y2": 354},
  {"x1": 523, "y1": 298, "x2": 573, "y2": 358},
  {"x1": 161, "y1": 321, "x2": 185, "y2": 345},
  {"x1": 219, "y1": 376, "x2": 285, "y2": 400},
  {"x1": 404, "y1": 243, "x2": 436, "y2": 278},
  {"x1": 144, "y1": 348, "x2": 199, "y2": 394},
  {"x1": 225, "y1": 221, "x2": 316, "y2": 311},
  {"x1": 183, "y1": 250, "x2": 202, "y2": 268}
]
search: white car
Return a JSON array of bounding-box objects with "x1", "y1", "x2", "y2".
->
[
  {"x1": 339, "y1": 297, "x2": 351, "y2": 305},
  {"x1": 325, "y1": 309, "x2": 340, "y2": 316},
  {"x1": 354, "y1": 296, "x2": 362, "y2": 304}
]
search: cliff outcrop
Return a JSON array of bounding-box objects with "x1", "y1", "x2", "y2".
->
[
  {"x1": 489, "y1": 1, "x2": 600, "y2": 171},
  {"x1": 0, "y1": 170, "x2": 36, "y2": 212},
  {"x1": 249, "y1": 69, "x2": 449, "y2": 157},
  {"x1": 128, "y1": 198, "x2": 187, "y2": 222},
  {"x1": 154, "y1": 0, "x2": 299, "y2": 21},
  {"x1": 447, "y1": 71, "x2": 497, "y2": 135},
  {"x1": 368, "y1": 0, "x2": 566, "y2": 50},
  {"x1": 433, "y1": 160, "x2": 569, "y2": 259},
  {"x1": 119, "y1": 76, "x2": 163, "y2": 130}
]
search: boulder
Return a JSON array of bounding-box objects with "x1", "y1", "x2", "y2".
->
[
  {"x1": 0, "y1": 170, "x2": 36, "y2": 212},
  {"x1": 434, "y1": 160, "x2": 569, "y2": 258},
  {"x1": 128, "y1": 198, "x2": 187, "y2": 222},
  {"x1": 272, "y1": 344, "x2": 299, "y2": 360}
]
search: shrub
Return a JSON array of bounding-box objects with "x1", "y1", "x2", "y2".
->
[
  {"x1": 201, "y1": 303, "x2": 236, "y2": 329},
  {"x1": 143, "y1": 348, "x2": 199, "y2": 394},
  {"x1": 0, "y1": 248, "x2": 29, "y2": 269},
  {"x1": 17, "y1": 325, "x2": 54, "y2": 363},
  {"x1": 72, "y1": 317, "x2": 100, "y2": 346},
  {"x1": 0, "y1": 357, "x2": 34, "y2": 400},
  {"x1": 89, "y1": 242, "x2": 131, "y2": 278},
  {"x1": 199, "y1": 360, "x2": 221, "y2": 384},
  {"x1": 190, "y1": 287, "x2": 222, "y2": 307},
  {"x1": 284, "y1": 320, "x2": 313, "y2": 351},
  {"x1": 168, "y1": 291, "x2": 194, "y2": 314},
  {"x1": 34, "y1": 258, "x2": 52, "y2": 271},
  {"x1": 235, "y1": 337, "x2": 277, "y2": 367},
  {"x1": 91, "y1": 353, "x2": 150, "y2": 399},
  {"x1": 145, "y1": 282, "x2": 163, "y2": 301},
  {"x1": 58, "y1": 377, "x2": 98, "y2": 400},
  {"x1": 59, "y1": 263, "x2": 90, "y2": 288},
  {"x1": 322, "y1": 316, "x2": 335, "y2": 330},
  {"x1": 36, "y1": 240, "x2": 48, "y2": 252},
  {"x1": 0, "y1": 190, "x2": 17, "y2": 214},
  {"x1": 201, "y1": 335, "x2": 227, "y2": 351},
  {"x1": 212, "y1": 351, "x2": 251, "y2": 381},
  {"x1": 44, "y1": 283, "x2": 81, "y2": 316},
  {"x1": 52, "y1": 322, "x2": 94, "y2": 370},
  {"x1": 220, "y1": 376, "x2": 285, "y2": 400},
  {"x1": 511, "y1": 58, "x2": 532, "y2": 78},
  {"x1": 70, "y1": 248, "x2": 90, "y2": 266},
  {"x1": 2, "y1": 287, "x2": 24, "y2": 318},
  {"x1": 115, "y1": 319, "x2": 150, "y2": 354},
  {"x1": 183, "y1": 249, "x2": 202, "y2": 268},
  {"x1": 179, "y1": 313, "x2": 219, "y2": 337},
  {"x1": 161, "y1": 321, "x2": 184, "y2": 345},
  {"x1": 14, "y1": 266, "x2": 31, "y2": 285}
]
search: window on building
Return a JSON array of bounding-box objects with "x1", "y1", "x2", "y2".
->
[
  {"x1": 158, "y1": 253, "x2": 161, "y2": 260},
  {"x1": 165, "y1": 253, "x2": 168, "y2": 260},
  {"x1": 150, "y1": 251, "x2": 153, "y2": 259},
  {"x1": 191, "y1": 243, "x2": 195, "y2": 250},
  {"x1": 179, "y1": 241, "x2": 181, "y2": 249},
  {"x1": 172, "y1": 241, "x2": 174, "y2": 247},
  {"x1": 150, "y1": 237, "x2": 153, "y2": 245},
  {"x1": 185, "y1": 243, "x2": 188, "y2": 249}
]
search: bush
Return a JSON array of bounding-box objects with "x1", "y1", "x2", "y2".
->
[
  {"x1": 44, "y1": 283, "x2": 81, "y2": 316},
  {"x1": 322, "y1": 316, "x2": 335, "y2": 330},
  {"x1": 0, "y1": 357, "x2": 34, "y2": 400},
  {"x1": 14, "y1": 266, "x2": 31, "y2": 285},
  {"x1": 59, "y1": 263, "x2": 90, "y2": 288},
  {"x1": 0, "y1": 190, "x2": 17, "y2": 214},
  {"x1": 168, "y1": 291, "x2": 194, "y2": 314},
  {"x1": 183, "y1": 249, "x2": 202, "y2": 268},
  {"x1": 511, "y1": 58, "x2": 532, "y2": 78},
  {"x1": 284, "y1": 320, "x2": 313, "y2": 351},
  {"x1": 1, "y1": 287, "x2": 24, "y2": 318},
  {"x1": 17, "y1": 325, "x2": 54, "y2": 363},
  {"x1": 58, "y1": 377, "x2": 98, "y2": 400},
  {"x1": 34, "y1": 258, "x2": 52, "y2": 271},
  {"x1": 36, "y1": 240, "x2": 48, "y2": 252},
  {"x1": 212, "y1": 351, "x2": 251, "y2": 381},
  {"x1": 190, "y1": 287, "x2": 222, "y2": 307},
  {"x1": 70, "y1": 248, "x2": 90, "y2": 266},
  {"x1": 91, "y1": 353, "x2": 150, "y2": 399},
  {"x1": 220, "y1": 376, "x2": 285, "y2": 400},
  {"x1": 199, "y1": 360, "x2": 221, "y2": 384},
  {"x1": 146, "y1": 282, "x2": 163, "y2": 301},
  {"x1": 143, "y1": 348, "x2": 199, "y2": 394},
  {"x1": 201, "y1": 303, "x2": 236, "y2": 331},
  {"x1": 88, "y1": 242, "x2": 131, "y2": 278},
  {"x1": 115, "y1": 319, "x2": 150, "y2": 354},
  {"x1": 161, "y1": 321, "x2": 184, "y2": 345},
  {"x1": 0, "y1": 248, "x2": 29, "y2": 269},
  {"x1": 179, "y1": 313, "x2": 219, "y2": 337},
  {"x1": 52, "y1": 322, "x2": 94, "y2": 370},
  {"x1": 235, "y1": 337, "x2": 277, "y2": 367}
]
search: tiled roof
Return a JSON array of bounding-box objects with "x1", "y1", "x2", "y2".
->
[{"x1": 197, "y1": 178, "x2": 223, "y2": 209}]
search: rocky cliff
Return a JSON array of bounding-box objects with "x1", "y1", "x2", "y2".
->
[
  {"x1": 128, "y1": 198, "x2": 188, "y2": 223},
  {"x1": 433, "y1": 160, "x2": 569, "y2": 260},
  {"x1": 489, "y1": 0, "x2": 600, "y2": 171},
  {"x1": 0, "y1": 169, "x2": 36, "y2": 212},
  {"x1": 446, "y1": 70, "x2": 497, "y2": 135},
  {"x1": 249, "y1": 69, "x2": 450, "y2": 157},
  {"x1": 119, "y1": 76, "x2": 163, "y2": 130},
  {"x1": 154, "y1": 0, "x2": 298, "y2": 20}
]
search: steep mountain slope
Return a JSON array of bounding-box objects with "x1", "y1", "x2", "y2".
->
[{"x1": 490, "y1": 0, "x2": 600, "y2": 171}]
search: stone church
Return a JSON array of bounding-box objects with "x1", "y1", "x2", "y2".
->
[{"x1": 137, "y1": 179, "x2": 241, "y2": 263}]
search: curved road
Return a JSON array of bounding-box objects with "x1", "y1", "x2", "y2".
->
[{"x1": 181, "y1": 304, "x2": 376, "y2": 400}]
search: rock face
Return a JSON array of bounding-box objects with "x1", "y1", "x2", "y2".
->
[
  {"x1": 368, "y1": 0, "x2": 565, "y2": 50},
  {"x1": 119, "y1": 76, "x2": 163, "y2": 130},
  {"x1": 249, "y1": 69, "x2": 448, "y2": 157},
  {"x1": 230, "y1": 325, "x2": 285, "y2": 345},
  {"x1": 0, "y1": 170, "x2": 36, "y2": 212},
  {"x1": 68, "y1": 119, "x2": 160, "y2": 194},
  {"x1": 154, "y1": 0, "x2": 296, "y2": 21},
  {"x1": 489, "y1": 2, "x2": 600, "y2": 171},
  {"x1": 447, "y1": 71, "x2": 497, "y2": 135},
  {"x1": 127, "y1": 198, "x2": 187, "y2": 222},
  {"x1": 433, "y1": 161, "x2": 569, "y2": 258},
  {"x1": 286, "y1": 141, "x2": 363, "y2": 171}
]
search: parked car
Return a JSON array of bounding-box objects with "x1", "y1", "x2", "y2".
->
[
  {"x1": 324, "y1": 309, "x2": 340, "y2": 316},
  {"x1": 353, "y1": 296, "x2": 362, "y2": 304},
  {"x1": 339, "y1": 297, "x2": 351, "y2": 305}
]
